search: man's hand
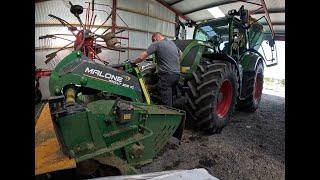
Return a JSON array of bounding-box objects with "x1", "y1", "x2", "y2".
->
[
  {"x1": 133, "y1": 51, "x2": 149, "y2": 64},
  {"x1": 130, "y1": 59, "x2": 139, "y2": 66},
  {"x1": 130, "y1": 59, "x2": 137, "y2": 64}
]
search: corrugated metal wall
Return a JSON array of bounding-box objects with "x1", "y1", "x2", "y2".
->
[{"x1": 35, "y1": 0, "x2": 176, "y2": 99}]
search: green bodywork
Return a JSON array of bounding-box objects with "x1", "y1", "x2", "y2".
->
[
  {"x1": 239, "y1": 51, "x2": 262, "y2": 70},
  {"x1": 180, "y1": 40, "x2": 206, "y2": 77},
  {"x1": 50, "y1": 98, "x2": 184, "y2": 173},
  {"x1": 240, "y1": 19, "x2": 265, "y2": 70},
  {"x1": 47, "y1": 51, "x2": 185, "y2": 174},
  {"x1": 49, "y1": 51, "x2": 143, "y2": 102}
]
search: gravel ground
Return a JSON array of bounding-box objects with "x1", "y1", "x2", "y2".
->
[{"x1": 139, "y1": 93, "x2": 285, "y2": 180}]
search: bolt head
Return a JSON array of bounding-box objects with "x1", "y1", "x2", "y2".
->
[
  {"x1": 80, "y1": 76, "x2": 87, "y2": 85},
  {"x1": 55, "y1": 87, "x2": 61, "y2": 95}
]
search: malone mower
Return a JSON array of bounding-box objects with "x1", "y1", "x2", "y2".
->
[{"x1": 35, "y1": 1, "x2": 185, "y2": 178}]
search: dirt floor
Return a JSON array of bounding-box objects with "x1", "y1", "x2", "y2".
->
[{"x1": 139, "y1": 93, "x2": 285, "y2": 180}]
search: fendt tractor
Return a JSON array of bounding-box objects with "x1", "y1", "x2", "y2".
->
[
  {"x1": 143, "y1": 5, "x2": 278, "y2": 134},
  {"x1": 35, "y1": 1, "x2": 277, "y2": 179}
]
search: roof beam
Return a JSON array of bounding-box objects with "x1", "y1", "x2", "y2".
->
[
  {"x1": 182, "y1": 0, "x2": 239, "y2": 15},
  {"x1": 274, "y1": 36, "x2": 285, "y2": 41},
  {"x1": 261, "y1": 22, "x2": 285, "y2": 26},
  {"x1": 155, "y1": 0, "x2": 190, "y2": 21},
  {"x1": 264, "y1": 33, "x2": 285, "y2": 41},
  {"x1": 35, "y1": 0, "x2": 51, "y2": 2},
  {"x1": 169, "y1": 0, "x2": 184, "y2": 6},
  {"x1": 254, "y1": 7, "x2": 285, "y2": 14},
  {"x1": 266, "y1": 31, "x2": 285, "y2": 36},
  {"x1": 195, "y1": 20, "x2": 285, "y2": 26},
  {"x1": 238, "y1": 0, "x2": 262, "y2": 6},
  {"x1": 273, "y1": 32, "x2": 285, "y2": 36}
]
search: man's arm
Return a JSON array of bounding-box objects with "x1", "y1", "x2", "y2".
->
[
  {"x1": 132, "y1": 42, "x2": 158, "y2": 64},
  {"x1": 132, "y1": 51, "x2": 148, "y2": 64}
]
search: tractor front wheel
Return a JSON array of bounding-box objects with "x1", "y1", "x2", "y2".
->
[
  {"x1": 185, "y1": 58, "x2": 239, "y2": 134},
  {"x1": 237, "y1": 60, "x2": 264, "y2": 112}
]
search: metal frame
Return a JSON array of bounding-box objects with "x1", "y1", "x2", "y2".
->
[
  {"x1": 36, "y1": 0, "x2": 284, "y2": 43},
  {"x1": 36, "y1": 1, "x2": 132, "y2": 64},
  {"x1": 117, "y1": 7, "x2": 176, "y2": 24},
  {"x1": 35, "y1": 23, "x2": 175, "y2": 38},
  {"x1": 182, "y1": 0, "x2": 239, "y2": 15},
  {"x1": 258, "y1": 0, "x2": 275, "y2": 38},
  {"x1": 254, "y1": 7, "x2": 285, "y2": 14},
  {"x1": 157, "y1": 0, "x2": 283, "y2": 40},
  {"x1": 184, "y1": 0, "x2": 275, "y2": 38},
  {"x1": 155, "y1": 0, "x2": 190, "y2": 21},
  {"x1": 168, "y1": 0, "x2": 184, "y2": 6},
  {"x1": 261, "y1": 22, "x2": 285, "y2": 26},
  {"x1": 274, "y1": 35, "x2": 285, "y2": 41},
  {"x1": 112, "y1": 0, "x2": 117, "y2": 33},
  {"x1": 35, "y1": 46, "x2": 147, "y2": 51}
]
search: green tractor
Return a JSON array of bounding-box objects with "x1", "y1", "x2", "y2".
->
[{"x1": 142, "y1": 6, "x2": 278, "y2": 134}]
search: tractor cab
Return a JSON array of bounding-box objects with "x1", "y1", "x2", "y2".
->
[
  {"x1": 191, "y1": 6, "x2": 278, "y2": 66},
  {"x1": 193, "y1": 15, "x2": 251, "y2": 60},
  {"x1": 193, "y1": 17, "x2": 233, "y2": 55}
]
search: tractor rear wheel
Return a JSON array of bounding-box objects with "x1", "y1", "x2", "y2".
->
[
  {"x1": 237, "y1": 60, "x2": 264, "y2": 112},
  {"x1": 185, "y1": 58, "x2": 239, "y2": 134}
]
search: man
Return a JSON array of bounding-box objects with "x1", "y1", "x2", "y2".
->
[{"x1": 132, "y1": 32, "x2": 182, "y2": 106}]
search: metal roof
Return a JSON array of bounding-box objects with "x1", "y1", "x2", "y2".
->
[{"x1": 159, "y1": 0, "x2": 285, "y2": 40}]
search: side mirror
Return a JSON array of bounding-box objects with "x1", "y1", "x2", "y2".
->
[
  {"x1": 268, "y1": 39, "x2": 275, "y2": 48},
  {"x1": 263, "y1": 38, "x2": 278, "y2": 67}
]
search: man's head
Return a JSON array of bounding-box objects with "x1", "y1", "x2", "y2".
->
[{"x1": 151, "y1": 32, "x2": 165, "y2": 42}]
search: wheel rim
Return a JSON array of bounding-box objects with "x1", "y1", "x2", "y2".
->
[
  {"x1": 216, "y1": 79, "x2": 233, "y2": 118},
  {"x1": 253, "y1": 73, "x2": 263, "y2": 103}
]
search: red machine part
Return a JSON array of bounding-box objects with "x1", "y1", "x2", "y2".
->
[
  {"x1": 39, "y1": 1, "x2": 130, "y2": 65},
  {"x1": 35, "y1": 69, "x2": 52, "y2": 91},
  {"x1": 35, "y1": 69, "x2": 52, "y2": 78},
  {"x1": 74, "y1": 31, "x2": 95, "y2": 60}
]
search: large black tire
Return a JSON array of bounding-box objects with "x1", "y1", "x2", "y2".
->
[
  {"x1": 185, "y1": 58, "x2": 239, "y2": 134},
  {"x1": 237, "y1": 60, "x2": 264, "y2": 112}
]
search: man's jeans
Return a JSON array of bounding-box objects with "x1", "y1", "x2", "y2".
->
[{"x1": 157, "y1": 71, "x2": 180, "y2": 106}]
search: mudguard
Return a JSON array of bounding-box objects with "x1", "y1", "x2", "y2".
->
[{"x1": 239, "y1": 50, "x2": 264, "y2": 72}]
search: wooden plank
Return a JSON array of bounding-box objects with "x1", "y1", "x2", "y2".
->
[{"x1": 35, "y1": 103, "x2": 76, "y2": 175}]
